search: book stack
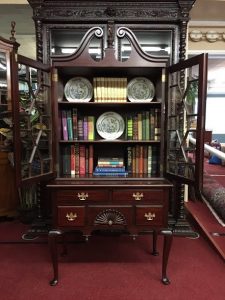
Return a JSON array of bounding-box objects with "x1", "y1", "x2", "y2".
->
[
  {"x1": 61, "y1": 109, "x2": 95, "y2": 141},
  {"x1": 93, "y1": 157, "x2": 128, "y2": 176},
  {"x1": 93, "y1": 77, "x2": 127, "y2": 102},
  {"x1": 125, "y1": 109, "x2": 160, "y2": 141},
  {"x1": 126, "y1": 145, "x2": 159, "y2": 176},
  {"x1": 62, "y1": 144, "x2": 94, "y2": 176}
]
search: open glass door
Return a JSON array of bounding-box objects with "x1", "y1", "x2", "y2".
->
[
  {"x1": 13, "y1": 55, "x2": 54, "y2": 186},
  {"x1": 166, "y1": 54, "x2": 208, "y2": 193}
]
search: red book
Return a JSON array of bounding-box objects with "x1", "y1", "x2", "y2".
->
[
  {"x1": 75, "y1": 143, "x2": 79, "y2": 175},
  {"x1": 88, "y1": 144, "x2": 94, "y2": 174},
  {"x1": 79, "y1": 145, "x2": 86, "y2": 175}
]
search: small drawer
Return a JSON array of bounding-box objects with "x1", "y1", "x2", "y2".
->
[
  {"x1": 57, "y1": 206, "x2": 85, "y2": 227},
  {"x1": 135, "y1": 205, "x2": 164, "y2": 226},
  {"x1": 112, "y1": 189, "x2": 165, "y2": 203},
  {"x1": 56, "y1": 189, "x2": 109, "y2": 203},
  {"x1": 87, "y1": 205, "x2": 133, "y2": 226}
]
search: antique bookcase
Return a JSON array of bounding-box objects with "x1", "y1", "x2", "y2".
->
[{"x1": 1, "y1": 0, "x2": 208, "y2": 286}]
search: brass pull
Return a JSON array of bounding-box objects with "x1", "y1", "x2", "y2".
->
[
  {"x1": 144, "y1": 212, "x2": 155, "y2": 221},
  {"x1": 66, "y1": 212, "x2": 77, "y2": 221},
  {"x1": 77, "y1": 192, "x2": 88, "y2": 201},
  {"x1": 132, "y1": 192, "x2": 143, "y2": 201}
]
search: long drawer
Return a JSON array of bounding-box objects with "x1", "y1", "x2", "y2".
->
[
  {"x1": 55, "y1": 189, "x2": 109, "y2": 203},
  {"x1": 112, "y1": 189, "x2": 167, "y2": 203}
]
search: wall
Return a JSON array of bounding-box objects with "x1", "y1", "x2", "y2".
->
[{"x1": 188, "y1": 23, "x2": 225, "y2": 143}]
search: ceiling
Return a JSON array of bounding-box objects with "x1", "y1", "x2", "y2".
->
[{"x1": 0, "y1": 0, "x2": 225, "y2": 59}]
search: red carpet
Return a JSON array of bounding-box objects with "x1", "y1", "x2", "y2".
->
[
  {"x1": 186, "y1": 201, "x2": 225, "y2": 260},
  {"x1": 0, "y1": 221, "x2": 225, "y2": 300},
  {"x1": 204, "y1": 159, "x2": 225, "y2": 177},
  {"x1": 186, "y1": 158, "x2": 225, "y2": 261}
]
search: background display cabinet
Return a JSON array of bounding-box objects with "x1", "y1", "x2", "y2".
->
[
  {"x1": 0, "y1": 31, "x2": 54, "y2": 220},
  {"x1": 0, "y1": 35, "x2": 19, "y2": 217},
  {"x1": 2, "y1": 0, "x2": 208, "y2": 285}
]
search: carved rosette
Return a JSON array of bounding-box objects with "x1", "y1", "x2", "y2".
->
[{"x1": 94, "y1": 209, "x2": 126, "y2": 226}]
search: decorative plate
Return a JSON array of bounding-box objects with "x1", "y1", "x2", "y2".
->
[
  {"x1": 64, "y1": 77, "x2": 93, "y2": 102},
  {"x1": 127, "y1": 77, "x2": 155, "y2": 102},
  {"x1": 96, "y1": 112, "x2": 125, "y2": 140}
]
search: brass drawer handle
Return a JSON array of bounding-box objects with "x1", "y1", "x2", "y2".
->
[
  {"x1": 132, "y1": 192, "x2": 143, "y2": 201},
  {"x1": 66, "y1": 212, "x2": 77, "y2": 221},
  {"x1": 144, "y1": 212, "x2": 155, "y2": 221},
  {"x1": 77, "y1": 192, "x2": 88, "y2": 201}
]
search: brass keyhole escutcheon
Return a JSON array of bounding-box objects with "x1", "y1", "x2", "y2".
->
[
  {"x1": 144, "y1": 212, "x2": 155, "y2": 221},
  {"x1": 132, "y1": 192, "x2": 143, "y2": 201},
  {"x1": 77, "y1": 192, "x2": 88, "y2": 201},
  {"x1": 66, "y1": 212, "x2": 77, "y2": 221}
]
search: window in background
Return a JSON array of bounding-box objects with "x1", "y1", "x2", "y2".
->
[{"x1": 206, "y1": 54, "x2": 225, "y2": 143}]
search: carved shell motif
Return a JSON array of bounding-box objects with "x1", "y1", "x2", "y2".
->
[{"x1": 94, "y1": 209, "x2": 126, "y2": 226}]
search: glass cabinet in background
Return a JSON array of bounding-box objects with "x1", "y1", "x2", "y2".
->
[{"x1": 0, "y1": 37, "x2": 19, "y2": 217}]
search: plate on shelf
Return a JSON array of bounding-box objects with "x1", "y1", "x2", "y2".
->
[
  {"x1": 64, "y1": 77, "x2": 93, "y2": 102},
  {"x1": 96, "y1": 112, "x2": 125, "y2": 140},
  {"x1": 127, "y1": 77, "x2": 155, "y2": 102}
]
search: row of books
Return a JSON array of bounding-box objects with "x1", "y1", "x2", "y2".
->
[
  {"x1": 61, "y1": 144, "x2": 159, "y2": 176},
  {"x1": 126, "y1": 109, "x2": 161, "y2": 141},
  {"x1": 93, "y1": 77, "x2": 127, "y2": 102},
  {"x1": 93, "y1": 157, "x2": 128, "y2": 176},
  {"x1": 61, "y1": 108, "x2": 161, "y2": 141},
  {"x1": 62, "y1": 144, "x2": 94, "y2": 176},
  {"x1": 61, "y1": 108, "x2": 95, "y2": 141},
  {"x1": 126, "y1": 145, "x2": 159, "y2": 175}
]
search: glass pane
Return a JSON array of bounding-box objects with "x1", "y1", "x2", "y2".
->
[
  {"x1": 0, "y1": 51, "x2": 12, "y2": 152},
  {"x1": 167, "y1": 62, "x2": 201, "y2": 181},
  {"x1": 18, "y1": 64, "x2": 52, "y2": 180},
  {"x1": 51, "y1": 28, "x2": 104, "y2": 61},
  {"x1": 118, "y1": 29, "x2": 172, "y2": 61}
]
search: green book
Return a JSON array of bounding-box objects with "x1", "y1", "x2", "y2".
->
[
  {"x1": 145, "y1": 111, "x2": 150, "y2": 140},
  {"x1": 66, "y1": 109, "x2": 73, "y2": 140},
  {"x1": 127, "y1": 115, "x2": 133, "y2": 140}
]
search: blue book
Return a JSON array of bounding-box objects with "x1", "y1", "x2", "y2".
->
[
  {"x1": 95, "y1": 167, "x2": 126, "y2": 173},
  {"x1": 93, "y1": 171, "x2": 128, "y2": 176}
]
